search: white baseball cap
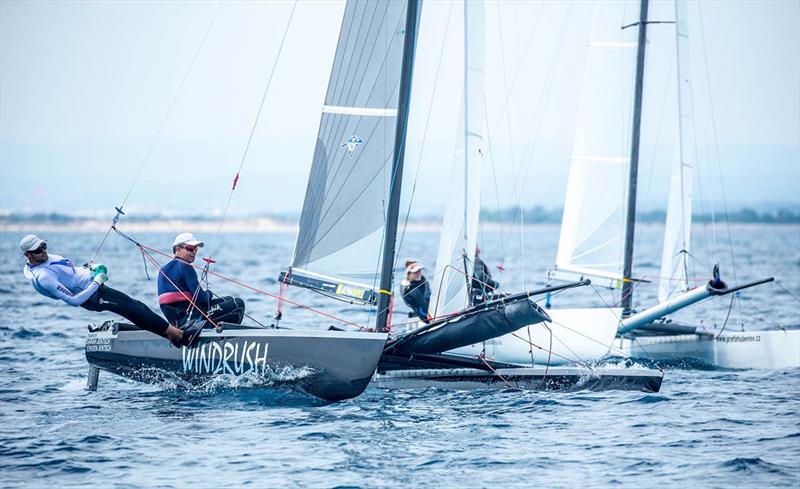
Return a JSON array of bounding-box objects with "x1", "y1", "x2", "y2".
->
[
  {"x1": 406, "y1": 262, "x2": 423, "y2": 274},
  {"x1": 19, "y1": 234, "x2": 45, "y2": 254},
  {"x1": 172, "y1": 232, "x2": 204, "y2": 248}
]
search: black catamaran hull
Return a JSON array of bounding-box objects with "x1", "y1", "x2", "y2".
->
[
  {"x1": 374, "y1": 366, "x2": 663, "y2": 392},
  {"x1": 378, "y1": 352, "x2": 662, "y2": 392},
  {"x1": 86, "y1": 323, "x2": 387, "y2": 402}
]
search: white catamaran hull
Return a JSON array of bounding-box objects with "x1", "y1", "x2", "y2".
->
[
  {"x1": 614, "y1": 328, "x2": 800, "y2": 369},
  {"x1": 86, "y1": 322, "x2": 388, "y2": 402},
  {"x1": 447, "y1": 308, "x2": 619, "y2": 366}
]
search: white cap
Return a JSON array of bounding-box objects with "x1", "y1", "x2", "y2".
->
[
  {"x1": 406, "y1": 262, "x2": 423, "y2": 274},
  {"x1": 172, "y1": 232, "x2": 204, "y2": 248},
  {"x1": 19, "y1": 234, "x2": 45, "y2": 253}
]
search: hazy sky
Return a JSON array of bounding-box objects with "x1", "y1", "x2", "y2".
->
[{"x1": 1, "y1": 0, "x2": 798, "y2": 217}]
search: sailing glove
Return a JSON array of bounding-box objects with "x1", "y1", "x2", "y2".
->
[
  {"x1": 93, "y1": 273, "x2": 108, "y2": 285},
  {"x1": 89, "y1": 263, "x2": 108, "y2": 277}
]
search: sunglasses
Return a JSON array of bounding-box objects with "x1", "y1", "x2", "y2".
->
[
  {"x1": 180, "y1": 244, "x2": 198, "y2": 253},
  {"x1": 29, "y1": 243, "x2": 47, "y2": 255}
]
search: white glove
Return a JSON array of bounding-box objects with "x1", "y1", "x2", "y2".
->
[{"x1": 93, "y1": 273, "x2": 108, "y2": 286}]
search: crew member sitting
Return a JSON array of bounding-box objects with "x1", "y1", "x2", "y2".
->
[
  {"x1": 19, "y1": 234, "x2": 193, "y2": 346},
  {"x1": 471, "y1": 245, "x2": 501, "y2": 305},
  {"x1": 158, "y1": 232, "x2": 245, "y2": 328},
  {"x1": 401, "y1": 260, "x2": 431, "y2": 323}
]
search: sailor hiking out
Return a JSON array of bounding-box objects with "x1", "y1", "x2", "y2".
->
[
  {"x1": 400, "y1": 261, "x2": 431, "y2": 323},
  {"x1": 157, "y1": 232, "x2": 245, "y2": 328},
  {"x1": 19, "y1": 234, "x2": 193, "y2": 346}
]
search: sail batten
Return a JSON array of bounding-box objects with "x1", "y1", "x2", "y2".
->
[{"x1": 322, "y1": 105, "x2": 398, "y2": 117}]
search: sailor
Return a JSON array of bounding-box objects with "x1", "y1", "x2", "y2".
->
[
  {"x1": 471, "y1": 246, "x2": 500, "y2": 305},
  {"x1": 19, "y1": 234, "x2": 192, "y2": 346},
  {"x1": 400, "y1": 261, "x2": 431, "y2": 323},
  {"x1": 157, "y1": 232, "x2": 245, "y2": 327}
]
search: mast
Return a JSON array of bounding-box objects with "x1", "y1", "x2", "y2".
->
[
  {"x1": 462, "y1": 0, "x2": 471, "y2": 294},
  {"x1": 376, "y1": 0, "x2": 420, "y2": 332},
  {"x1": 620, "y1": 0, "x2": 649, "y2": 316}
]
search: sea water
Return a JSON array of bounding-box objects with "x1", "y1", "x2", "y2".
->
[{"x1": 1, "y1": 225, "x2": 798, "y2": 488}]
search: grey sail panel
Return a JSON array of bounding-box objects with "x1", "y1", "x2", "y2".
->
[{"x1": 292, "y1": 0, "x2": 408, "y2": 284}]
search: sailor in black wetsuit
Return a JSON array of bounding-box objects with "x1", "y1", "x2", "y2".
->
[
  {"x1": 471, "y1": 246, "x2": 500, "y2": 305},
  {"x1": 401, "y1": 261, "x2": 431, "y2": 323},
  {"x1": 19, "y1": 234, "x2": 191, "y2": 346}
]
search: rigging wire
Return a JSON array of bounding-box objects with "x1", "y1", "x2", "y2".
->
[
  {"x1": 696, "y1": 2, "x2": 738, "y2": 284},
  {"x1": 90, "y1": 0, "x2": 225, "y2": 263},
  {"x1": 395, "y1": 0, "x2": 456, "y2": 266},
  {"x1": 211, "y1": 0, "x2": 298, "y2": 249},
  {"x1": 112, "y1": 227, "x2": 369, "y2": 330},
  {"x1": 496, "y1": 3, "x2": 572, "y2": 266}
]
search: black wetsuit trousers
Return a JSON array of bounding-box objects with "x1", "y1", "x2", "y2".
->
[
  {"x1": 160, "y1": 296, "x2": 245, "y2": 328},
  {"x1": 81, "y1": 285, "x2": 170, "y2": 337}
]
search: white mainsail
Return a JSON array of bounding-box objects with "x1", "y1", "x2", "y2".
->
[
  {"x1": 291, "y1": 1, "x2": 409, "y2": 288},
  {"x1": 658, "y1": 0, "x2": 694, "y2": 302},
  {"x1": 429, "y1": 0, "x2": 485, "y2": 318},
  {"x1": 551, "y1": 2, "x2": 638, "y2": 288}
]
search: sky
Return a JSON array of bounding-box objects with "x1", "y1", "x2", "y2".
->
[{"x1": 1, "y1": 0, "x2": 798, "y2": 218}]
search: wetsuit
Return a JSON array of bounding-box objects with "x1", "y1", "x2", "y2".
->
[
  {"x1": 401, "y1": 276, "x2": 431, "y2": 323},
  {"x1": 471, "y1": 256, "x2": 500, "y2": 305},
  {"x1": 157, "y1": 258, "x2": 245, "y2": 326},
  {"x1": 23, "y1": 255, "x2": 169, "y2": 337}
]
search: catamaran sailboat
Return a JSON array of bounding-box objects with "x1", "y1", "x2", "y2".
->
[
  {"x1": 371, "y1": 0, "x2": 663, "y2": 392},
  {"x1": 462, "y1": 0, "x2": 797, "y2": 370},
  {"x1": 85, "y1": 0, "x2": 417, "y2": 402}
]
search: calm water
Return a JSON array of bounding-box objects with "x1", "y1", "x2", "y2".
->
[{"x1": 1, "y1": 225, "x2": 798, "y2": 488}]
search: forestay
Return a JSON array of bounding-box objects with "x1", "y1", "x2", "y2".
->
[
  {"x1": 429, "y1": 1, "x2": 485, "y2": 317},
  {"x1": 550, "y1": 1, "x2": 639, "y2": 288},
  {"x1": 658, "y1": 0, "x2": 694, "y2": 302},
  {"x1": 290, "y1": 0, "x2": 408, "y2": 292}
]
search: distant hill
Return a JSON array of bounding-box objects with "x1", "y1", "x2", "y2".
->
[
  {"x1": 1, "y1": 206, "x2": 798, "y2": 228},
  {"x1": 479, "y1": 206, "x2": 800, "y2": 224}
]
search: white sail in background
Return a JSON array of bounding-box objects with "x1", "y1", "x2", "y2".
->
[
  {"x1": 429, "y1": 1, "x2": 484, "y2": 318},
  {"x1": 551, "y1": 1, "x2": 638, "y2": 287},
  {"x1": 659, "y1": 0, "x2": 694, "y2": 302}
]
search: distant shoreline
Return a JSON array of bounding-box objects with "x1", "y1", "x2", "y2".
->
[{"x1": 2, "y1": 218, "x2": 797, "y2": 234}]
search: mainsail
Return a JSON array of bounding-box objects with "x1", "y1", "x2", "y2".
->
[
  {"x1": 550, "y1": 1, "x2": 638, "y2": 288},
  {"x1": 288, "y1": 0, "x2": 410, "y2": 300},
  {"x1": 658, "y1": 0, "x2": 694, "y2": 302},
  {"x1": 429, "y1": 0, "x2": 485, "y2": 318}
]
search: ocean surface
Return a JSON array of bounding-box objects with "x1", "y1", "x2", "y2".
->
[{"x1": 1, "y1": 225, "x2": 798, "y2": 488}]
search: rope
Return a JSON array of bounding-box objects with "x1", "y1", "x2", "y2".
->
[
  {"x1": 775, "y1": 280, "x2": 800, "y2": 304},
  {"x1": 538, "y1": 323, "x2": 553, "y2": 389},
  {"x1": 510, "y1": 331, "x2": 585, "y2": 367},
  {"x1": 477, "y1": 354, "x2": 514, "y2": 389},
  {"x1": 211, "y1": 0, "x2": 298, "y2": 248},
  {"x1": 136, "y1": 246, "x2": 222, "y2": 332},
  {"x1": 112, "y1": 227, "x2": 368, "y2": 330},
  {"x1": 714, "y1": 293, "x2": 736, "y2": 337}
]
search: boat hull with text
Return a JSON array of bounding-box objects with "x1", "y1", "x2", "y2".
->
[
  {"x1": 85, "y1": 322, "x2": 387, "y2": 402},
  {"x1": 611, "y1": 323, "x2": 800, "y2": 369}
]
